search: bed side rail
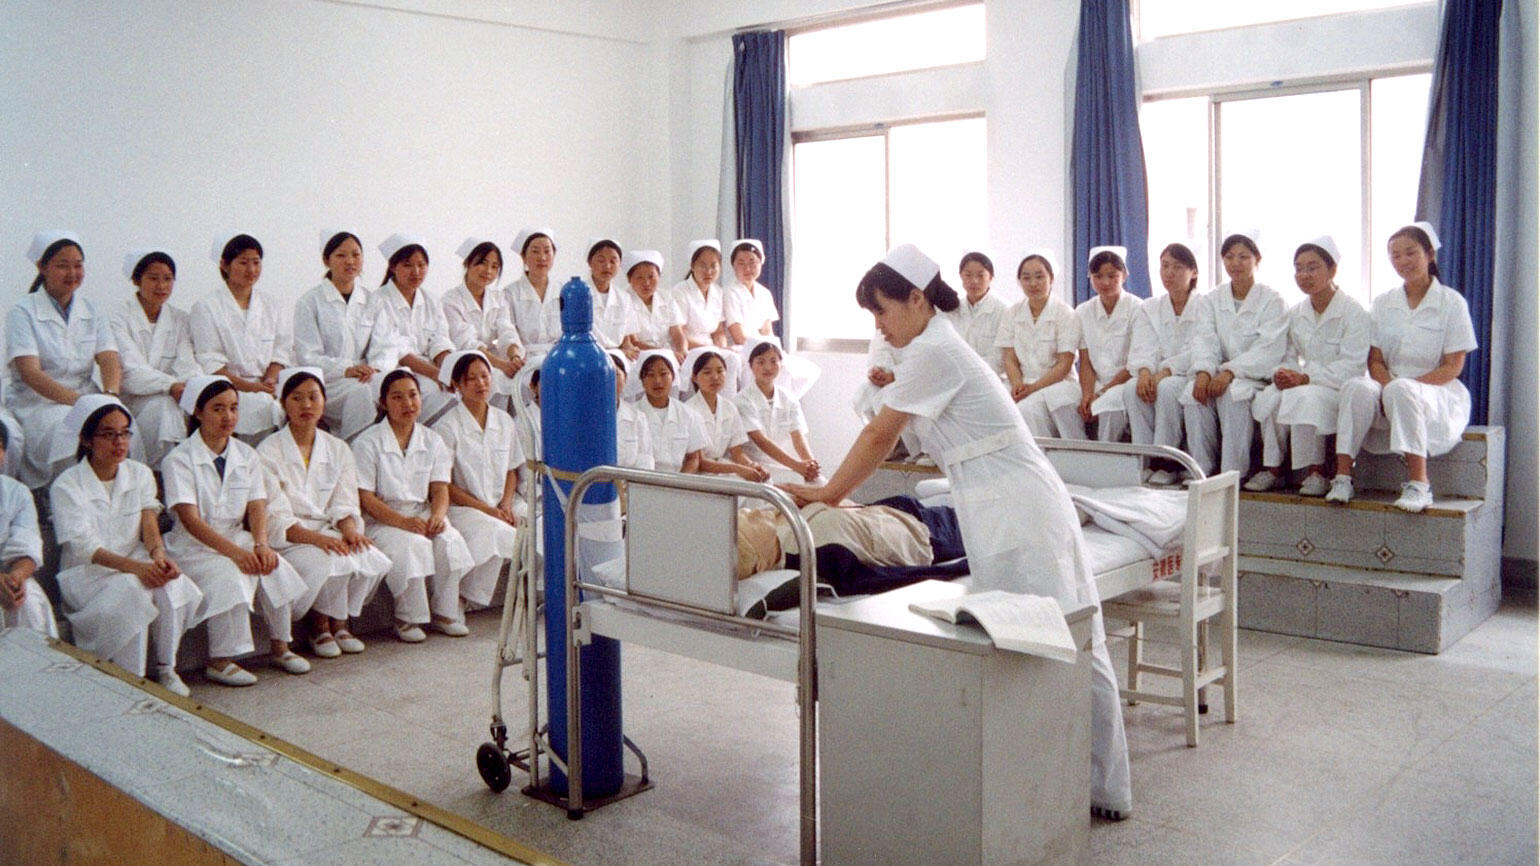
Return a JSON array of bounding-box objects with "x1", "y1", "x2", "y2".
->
[{"x1": 1037, "y1": 439, "x2": 1206, "y2": 486}]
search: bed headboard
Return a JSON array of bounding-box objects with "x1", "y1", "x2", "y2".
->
[{"x1": 625, "y1": 484, "x2": 740, "y2": 614}]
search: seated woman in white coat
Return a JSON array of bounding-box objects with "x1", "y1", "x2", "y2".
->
[
  {"x1": 724, "y1": 238, "x2": 819, "y2": 398},
  {"x1": 367, "y1": 234, "x2": 457, "y2": 427},
  {"x1": 1246, "y1": 237, "x2": 1372, "y2": 495},
  {"x1": 995, "y1": 252, "x2": 1082, "y2": 438},
  {"x1": 947, "y1": 251, "x2": 1008, "y2": 378},
  {"x1": 0, "y1": 425, "x2": 57, "y2": 637},
  {"x1": 7, "y1": 231, "x2": 123, "y2": 489},
  {"x1": 582, "y1": 238, "x2": 640, "y2": 352},
  {"x1": 189, "y1": 234, "x2": 289, "y2": 442},
  {"x1": 50, "y1": 396, "x2": 201, "y2": 695},
  {"x1": 1182, "y1": 232, "x2": 1289, "y2": 475},
  {"x1": 257, "y1": 367, "x2": 392, "y2": 658},
  {"x1": 443, "y1": 238, "x2": 526, "y2": 406},
  {"x1": 293, "y1": 231, "x2": 382, "y2": 442},
  {"x1": 1070, "y1": 246, "x2": 1139, "y2": 442},
  {"x1": 609, "y1": 351, "x2": 654, "y2": 471},
  {"x1": 1123, "y1": 243, "x2": 1204, "y2": 484},
  {"x1": 111, "y1": 250, "x2": 200, "y2": 467},
  {"x1": 735, "y1": 339, "x2": 820, "y2": 482},
  {"x1": 353, "y1": 368, "x2": 476, "y2": 641},
  {"x1": 684, "y1": 348, "x2": 768, "y2": 482},
  {"x1": 623, "y1": 250, "x2": 687, "y2": 362},
  {"x1": 779, "y1": 244, "x2": 1131, "y2": 820},
  {"x1": 505, "y1": 228, "x2": 562, "y2": 360},
  {"x1": 431, "y1": 351, "x2": 523, "y2": 615},
  {"x1": 163, "y1": 376, "x2": 313, "y2": 686},
  {"x1": 672, "y1": 239, "x2": 728, "y2": 349},
  {"x1": 1329, "y1": 223, "x2": 1477, "y2": 513},
  {"x1": 634, "y1": 351, "x2": 709, "y2": 473}
]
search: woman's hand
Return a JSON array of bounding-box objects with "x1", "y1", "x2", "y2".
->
[
  {"x1": 1078, "y1": 390, "x2": 1095, "y2": 421},
  {"x1": 0, "y1": 571, "x2": 25, "y2": 611},
  {"x1": 778, "y1": 482, "x2": 833, "y2": 508},
  {"x1": 424, "y1": 514, "x2": 447, "y2": 538},
  {"x1": 230, "y1": 547, "x2": 264, "y2": 575},
  {"x1": 1191, "y1": 372, "x2": 1212, "y2": 406},
  {"x1": 1136, "y1": 370, "x2": 1157, "y2": 403},
  {"x1": 314, "y1": 533, "x2": 351, "y2": 556},
  {"x1": 796, "y1": 459, "x2": 820, "y2": 482},
  {"x1": 1206, "y1": 370, "x2": 1234, "y2": 400},
  {"x1": 401, "y1": 516, "x2": 431, "y2": 536},
  {"x1": 867, "y1": 367, "x2": 894, "y2": 388},
  {"x1": 152, "y1": 549, "x2": 181, "y2": 582},
  {"x1": 346, "y1": 364, "x2": 376, "y2": 382},
  {"x1": 735, "y1": 462, "x2": 770, "y2": 483},
  {"x1": 341, "y1": 526, "x2": 373, "y2": 553},
  {"x1": 1011, "y1": 381, "x2": 1033, "y2": 401}
]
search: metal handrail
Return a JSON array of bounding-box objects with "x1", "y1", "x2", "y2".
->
[{"x1": 1037, "y1": 438, "x2": 1208, "y2": 481}]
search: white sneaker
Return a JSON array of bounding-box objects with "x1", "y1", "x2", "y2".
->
[
  {"x1": 1394, "y1": 481, "x2": 1434, "y2": 513},
  {"x1": 1147, "y1": 469, "x2": 1177, "y2": 487},
  {"x1": 1243, "y1": 469, "x2": 1282, "y2": 492},
  {"x1": 1324, "y1": 475, "x2": 1355, "y2": 503},
  {"x1": 430, "y1": 619, "x2": 471, "y2": 637},
  {"x1": 156, "y1": 667, "x2": 191, "y2": 697},
  {"x1": 1297, "y1": 473, "x2": 1331, "y2": 497},
  {"x1": 270, "y1": 651, "x2": 312, "y2": 675},
  {"x1": 205, "y1": 662, "x2": 258, "y2": 687}
]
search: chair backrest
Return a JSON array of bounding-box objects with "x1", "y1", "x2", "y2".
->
[
  {"x1": 625, "y1": 483, "x2": 739, "y2": 614},
  {"x1": 1184, "y1": 470, "x2": 1238, "y2": 568}
]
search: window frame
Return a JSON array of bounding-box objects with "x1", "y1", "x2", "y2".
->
[{"x1": 784, "y1": 0, "x2": 985, "y2": 90}]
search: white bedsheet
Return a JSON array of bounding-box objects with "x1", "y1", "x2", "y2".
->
[{"x1": 1065, "y1": 485, "x2": 1187, "y2": 558}]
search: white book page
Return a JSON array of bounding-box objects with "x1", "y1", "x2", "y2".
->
[{"x1": 911, "y1": 590, "x2": 1078, "y2": 663}]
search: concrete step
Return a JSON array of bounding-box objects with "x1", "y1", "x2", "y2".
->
[{"x1": 1351, "y1": 426, "x2": 1503, "y2": 500}]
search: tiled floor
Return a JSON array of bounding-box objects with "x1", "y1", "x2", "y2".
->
[{"x1": 173, "y1": 590, "x2": 1540, "y2": 865}]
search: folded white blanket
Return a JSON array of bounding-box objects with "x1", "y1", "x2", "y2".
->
[{"x1": 1065, "y1": 485, "x2": 1187, "y2": 558}]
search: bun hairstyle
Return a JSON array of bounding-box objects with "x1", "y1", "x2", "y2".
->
[
  {"x1": 218, "y1": 234, "x2": 264, "y2": 283},
  {"x1": 463, "y1": 241, "x2": 502, "y2": 270},
  {"x1": 322, "y1": 231, "x2": 362, "y2": 280},
  {"x1": 373, "y1": 368, "x2": 420, "y2": 422},
  {"x1": 1159, "y1": 243, "x2": 1199, "y2": 290},
  {"x1": 855, "y1": 263, "x2": 962, "y2": 314},
  {"x1": 1088, "y1": 249, "x2": 1128, "y2": 276},
  {"x1": 1017, "y1": 253, "x2": 1055, "y2": 281},
  {"x1": 186, "y1": 378, "x2": 237, "y2": 435},
  {"x1": 381, "y1": 244, "x2": 429, "y2": 287},
  {"x1": 30, "y1": 238, "x2": 83, "y2": 293},
  {"x1": 1220, "y1": 233, "x2": 1261, "y2": 260},
  {"x1": 76, "y1": 403, "x2": 133, "y2": 461},
  {"x1": 1294, "y1": 243, "x2": 1337, "y2": 271},
  {"x1": 450, "y1": 351, "x2": 492, "y2": 384},
  {"x1": 958, "y1": 251, "x2": 994, "y2": 277},
  {"x1": 748, "y1": 340, "x2": 783, "y2": 364},
  {"x1": 1388, "y1": 225, "x2": 1440, "y2": 279},
  {"x1": 131, "y1": 251, "x2": 177, "y2": 284}
]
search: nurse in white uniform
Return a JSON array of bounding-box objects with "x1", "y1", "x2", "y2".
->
[
  {"x1": 781, "y1": 244, "x2": 1132, "y2": 819},
  {"x1": 1182, "y1": 232, "x2": 1288, "y2": 475},
  {"x1": 579, "y1": 237, "x2": 638, "y2": 352},
  {"x1": 609, "y1": 352, "x2": 654, "y2": 470},
  {"x1": 724, "y1": 238, "x2": 820, "y2": 398},
  {"x1": 443, "y1": 238, "x2": 526, "y2": 404},
  {"x1": 634, "y1": 351, "x2": 709, "y2": 473},
  {"x1": 1123, "y1": 243, "x2": 1203, "y2": 484},
  {"x1": 431, "y1": 351, "x2": 523, "y2": 615},
  {"x1": 353, "y1": 368, "x2": 475, "y2": 641},
  {"x1": 293, "y1": 231, "x2": 381, "y2": 442},
  {"x1": 996, "y1": 251, "x2": 1082, "y2": 438},
  {"x1": 367, "y1": 234, "x2": 456, "y2": 426},
  {"x1": 112, "y1": 249, "x2": 199, "y2": 467},
  {"x1": 163, "y1": 376, "x2": 312, "y2": 686},
  {"x1": 1329, "y1": 223, "x2": 1477, "y2": 513},
  {"x1": 946, "y1": 251, "x2": 1008, "y2": 377},
  {"x1": 189, "y1": 234, "x2": 289, "y2": 442},
  {"x1": 1072, "y1": 246, "x2": 1139, "y2": 442},
  {"x1": 736, "y1": 339, "x2": 820, "y2": 483},
  {"x1": 672, "y1": 239, "x2": 728, "y2": 349},
  {"x1": 684, "y1": 348, "x2": 768, "y2": 481},
  {"x1": 7, "y1": 231, "x2": 123, "y2": 489},
  {"x1": 0, "y1": 425, "x2": 57, "y2": 637},
  {"x1": 623, "y1": 250, "x2": 687, "y2": 361},
  {"x1": 1246, "y1": 237, "x2": 1371, "y2": 495},
  {"x1": 51, "y1": 396, "x2": 201, "y2": 695},
  {"x1": 257, "y1": 367, "x2": 391, "y2": 658},
  {"x1": 505, "y1": 228, "x2": 562, "y2": 360}
]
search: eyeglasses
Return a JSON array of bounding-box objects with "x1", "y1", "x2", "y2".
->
[{"x1": 92, "y1": 430, "x2": 134, "y2": 442}]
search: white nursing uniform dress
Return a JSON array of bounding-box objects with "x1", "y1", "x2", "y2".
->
[
  {"x1": 672, "y1": 278, "x2": 725, "y2": 346},
  {"x1": 257, "y1": 427, "x2": 392, "y2": 621},
  {"x1": 944, "y1": 292, "x2": 1008, "y2": 378},
  {"x1": 586, "y1": 281, "x2": 638, "y2": 350},
  {"x1": 5, "y1": 292, "x2": 116, "y2": 488},
  {"x1": 431, "y1": 401, "x2": 523, "y2": 609},
  {"x1": 51, "y1": 458, "x2": 202, "y2": 676},
  {"x1": 1075, "y1": 291, "x2": 1140, "y2": 442},
  {"x1": 162, "y1": 434, "x2": 309, "y2": 657},
  {"x1": 726, "y1": 280, "x2": 819, "y2": 398},
  {"x1": 735, "y1": 383, "x2": 811, "y2": 483},
  {"x1": 685, "y1": 391, "x2": 750, "y2": 461},
  {"x1": 0, "y1": 377, "x2": 22, "y2": 480},
  {"x1": 638, "y1": 399, "x2": 710, "y2": 472},
  {"x1": 111, "y1": 297, "x2": 200, "y2": 466},
  {"x1": 628, "y1": 288, "x2": 684, "y2": 351},
  {"x1": 1182, "y1": 282, "x2": 1288, "y2": 474},
  {"x1": 442, "y1": 282, "x2": 524, "y2": 401},
  {"x1": 0, "y1": 474, "x2": 56, "y2": 636},
  {"x1": 352, "y1": 421, "x2": 474, "y2": 624},
  {"x1": 367, "y1": 284, "x2": 457, "y2": 425},
  {"x1": 616, "y1": 400, "x2": 655, "y2": 470},
  {"x1": 188, "y1": 290, "x2": 290, "y2": 439},
  {"x1": 505, "y1": 275, "x2": 563, "y2": 360},
  {"x1": 882, "y1": 315, "x2": 1130, "y2": 811},
  {"x1": 293, "y1": 281, "x2": 380, "y2": 441},
  {"x1": 994, "y1": 296, "x2": 1082, "y2": 438},
  {"x1": 1121, "y1": 291, "x2": 1204, "y2": 448},
  {"x1": 1251, "y1": 291, "x2": 1372, "y2": 469},
  {"x1": 1337, "y1": 279, "x2": 1477, "y2": 460}
]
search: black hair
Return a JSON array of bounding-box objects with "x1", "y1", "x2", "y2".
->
[
  {"x1": 610, "y1": 353, "x2": 628, "y2": 375},
  {"x1": 856, "y1": 262, "x2": 961, "y2": 314},
  {"x1": 186, "y1": 379, "x2": 237, "y2": 435},
  {"x1": 1017, "y1": 253, "x2": 1055, "y2": 282},
  {"x1": 322, "y1": 232, "x2": 362, "y2": 281},
  {"x1": 381, "y1": 244, "x2": 429, "y2": 287},
  {"x1": 1158, "y1": 243, "x2": 1199, "y2": 291},
  {"x1": 0, "y1": 422, "x2": 8, "y2": 450},
  {"x1": 691, "y1": 350, "x2": 727, "y2": 380},
  {"x1": 464, "y1": 242, "x2": 502, "y2": 270},
  {"x1": 30, "y1": 238, "x2": 83, "y2": 293},
  {"x1": 520, "y1": 232, "x2": 553, "y2": 259},
  {"x1": 730, "y1": 242, "x2": 763, "y2": 264},
  {"x1": 958, "y1": 251, "x2": 994, "y2": 278},
  {"x1": 373, "y1": 368, "x2": 420, "y2": 422},
  {"x1": 686, "y1": 245, "x2": 721, "y2": 281},
  {"x1": 76, "y1": 403, "x2": 133, "y2": 461},
  {"x1": 586, "y1": 240, "x2": 621, "y2": 263},
  {"x1": 1294, "y1": 243, "x2": 1337, "y2": 271},
  {"x1": 130, "y1": 251, "x2": 176, "y2": 284},
  {"x1": 1220, "y1": 233, "x2": 1261, "y2": 260},
  {"x1": 451, "y1": 352, "x2": 492, "y2": 385},
  {"x1": 1388, "y1": 225, "x2": 1441, "y2": 279},
  {"x1": 639, "y1": 354, "x2": 675, "y2": 380},
  {"x1": 628, "y1": 260, "x2": 661, "y2": 280},
  {"x1": 219, "y1": 234, "x2": 264, "y2": 283},
  {"x1": 748, "y1": 340, "x2": 782, "y2": 365},
  {"x1": 279, "y1": 370, "x2": 327, "y2": 403},
  {"x1": 529, "y1": 368, "x2": 541, "y2": 391},
  {"x1": 1088, "y1": 249, "x2": 1128, "y2": 276}
]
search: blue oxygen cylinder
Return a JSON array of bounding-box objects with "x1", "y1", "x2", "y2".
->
[{"x1": 542, "y1": 275, "x2": 624, "y2": 798}]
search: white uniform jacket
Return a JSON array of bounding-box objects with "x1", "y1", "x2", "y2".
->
[
  {"x1": 672, "y1": 278, "x2": 725, "y2": 345},
  {"x1": 627, "y1": 287, "x2": 684, "y2": 348},
  {"x1": 725, "y1": 280, "x2": 779, "y2": 335},
  {"x1": 1188, "y1": 282, "x2": 1289, "y2": 398},
  {"x1": 504, "y1": 275, "x2": 563, "y2": 357},
  {"x1": 995, "y1": 296, "x2": 1081, "y2": 383},
  {"x1": 442, "y1": 281, "x2": 524, "y2": 358},
  {"x1": 584, "y1": 281, "x2": 638, "y2": 349},
  {"x1": 430, "y1": 401, "x2": 525, "y2": 505},
  {"x1": 1371, "y1": 279, "x2": 1478, "y2": 380},
  {"x1": 5, "y1": 290, "x2": 116, "y2": 409},
  {"x1": 638, "y1": 398, "x2": 710, "y2": 472},
  {"x1": 189, "y1": 289, "x2": 293, "y2": 379},
  {"x1": 616, "y1": 400, "x2": 655, "y2": 470},
  {"x1": 1127, "y1": 291, "x2": 1203, "y2": 377},
  {"x1": 366, "y1": 284, "x2": 456, "y2": 370},
  {"x1": 352, "y1": 421, "x2": 452, "y2": 513},
  {"x1": 944, "y1": 292, "x2": 1008, "y2": 376},
  {"x1": 111, "y1": 296, "x2": 199, "y2": 399},
  {"x1": 734, "y1": 383, "x2": 808, "y2": 463},
  {"x1": 293, "y1": 281, "x2": 378, "y2": 380},
  {"x1": 685, "y1": 390, "x2": 750, "y2": 460}
]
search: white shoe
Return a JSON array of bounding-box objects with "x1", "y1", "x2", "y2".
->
[
  {"x1": 1243, "y1": 469, "x2": 1282, "y2": 492},
  {"x1": 430, "y1": 619, "x2": 471, "y2": 637},
  {"x1": 1147, "y1": 469, "x2": 1177, "y2": 487},
  {"x1": 156, "y1": 667, "x2": 191, "y2": 697},
  {"x1": 1324, "y1": 475, "x2": 1355, "y2": 504},
  {"x1": 1298, "y1": 473, "x2": 1331, "y2": 497},
  {"x1": 395, "y1": 623, "x2": 427, "y2": 643},
  {"x1": 334, "y1": 630, "x2": 366, "y2": 654},
  {"x1": 1394, "y1": 481, "x2": 1433, "y2": 513},
  {"x1": 309, "y1": 633, "x2": 342, "y2": 659},
  {"x1": 205, "y1": 662, "x2": 258, "y2": 687},
  {"x1": 270, "y1": 651, "x2": 312, "y2": 675}
]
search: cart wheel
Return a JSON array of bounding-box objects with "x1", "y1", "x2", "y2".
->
[{"x1": 477, "y1": 742, "x2": 512, "y2": 793}]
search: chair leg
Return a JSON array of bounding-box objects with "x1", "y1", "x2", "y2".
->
[
  {"x1": 1223, "y1": 581, "x2": 1239, "y2": 724},
  {"x1": 1183, "y1": 621, "x2": 1200, "y2": 748},
  {"x1": 1197, "y1": 619, "x2": 1210, "y2": 715},
  {"x1": 1126, "y1": 621, "x2": 1143, "y2": 705}
]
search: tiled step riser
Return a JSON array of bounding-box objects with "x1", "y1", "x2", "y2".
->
[
  {"x1": 1351, "y1": 427, "x2": 1502, "y2": 500},
  {"x1": 1239, "y1": 497, "x2": 1479, "y2": 578}
]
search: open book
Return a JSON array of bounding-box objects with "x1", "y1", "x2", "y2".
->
[{"x1": 909, "y1": 591, "x2": 1078, "y2": 663}]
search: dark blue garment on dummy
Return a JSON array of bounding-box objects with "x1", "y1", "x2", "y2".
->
[{"x1": 778, "y1": 495, "x2": 967, "y2": 603}]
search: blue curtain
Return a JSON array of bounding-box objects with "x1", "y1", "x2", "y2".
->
[
  {"x1": 733, "y1": 31, "x2": 788, "y2": 333},
  {"x1": 1415, "y1": 0, "x2": 1503, "y2": 424},
  {"x1": 1071, "y1": 0, "x2": 1152, "y2": 303}
]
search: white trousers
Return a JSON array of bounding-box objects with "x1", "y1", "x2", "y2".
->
[
  {"x1": 1182, "y1": 391, "x2": 1256, "y2": 475},
  {"x1": 323, "y1": 376, "x2": 380, "y2": 442},
  {"x1": 123, "y1": 393, "x2": 185, "y2": 468},
  {"x1": 1337, "y1": 376, "x2": 1470, "y2": 460},
  {"x1": 1017, "y1": 379, "x2": 1084, "y2": 439},
  {"x1": 107, "y1": 586, "x2": 195, "y2": 677},
  {"x1": 204, "y1": 595, "x2": 295, "y2": 658},
  {"x1": 1123, "y1": 376, "x2": 1189, "y2": 448},
  {"x1": 2, "y1": 578, "x2": 57, "y2": 637}
]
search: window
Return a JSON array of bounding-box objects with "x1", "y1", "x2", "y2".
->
[
  {"x1": 791, "y1": 116, "x2": 987, "y2": 341},
  {"x1": 1140, "y1": 72, "x2": 1432, "y2": 306},
  {"x1": 1138, "y1": 0, "x2": 1427, "y2": 41},
  {"x1": 787, "y1": 4, "x2": 985, "y2": 87}
]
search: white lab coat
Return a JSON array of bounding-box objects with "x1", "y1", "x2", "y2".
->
[
  {"x1": 431, "y1": 401, "x2": 522, "y2": 607},
  {"x1": 616, "y1": 400, "x2": 655, "y2": 470},
  {"x1": 505, "y1": 274, "x2": 564, "y2": 359},
  {"x1": 0, "y1": 474, "x2": 56, "y2": 637},
  {"x1": 1250, "y1": 291, "x2": 1372, "y2": 467},
  {"x1": 50, "y1": 458, "x2": 202, "y2": 675},
  {"x1": 111, "y1": 296, "x2": 199, "y2": 467},
  {"x1": 724, "y1": 280, "x2": 780, "y2": 335},
  {"x1": 944, "y1": 292, "x2": 1008, "y2": 377},
  {"x1": 627, "y1": 287, "x2": 684, "y2": 349},
  {"x1": 1077, "y1": 291, "x2": 1140, "y2": 430},
  {"x1": 188, "y1": 289, "x2": 291, "y2": 438},
  {"x1": 584, "y1": 281, "x2": 639, "y2": 349},
  {"x1": 880, "y1": 314, "x2": 1130, "y2": 810},
  {"x1": 1182, "y1": 283, "x2": 1289, "y2": 474},
  {"x1": 735, "y1": 382, "x2": 808, "y2": 464},
  {"x1": 5, "y1": 291, "x2": 117, "y2": 487},
  {"x1": 1121, "y1": 291, "x2": 1204, "y2": 448},
  {"x1": 671, "y1": 278, "x2": 725, "y2": 346},
  {"x1": 352, "y1": 420, "x2": 474, "y2": 623},
  {"x1": 442, "y1": 281, "x2": 523, "y2": 398},
  {"x1": 293, "y1": 281, "x2": 381, "y2": 441},
  {"x1": 994, "y1": 296, "x2": 1083, "y2": 437},
  {"x1": 685, "y1": 390, "x2": 750, "y2": 461},
  {"x1": 638, "y1": 398, "x2": 710, "y2": 472},
  {"x1": 852, "y1": 331, "x2": 923, "y2": 457},
  {"x1": 256, "y1": 427, "x2": 392, "y2": 620},
  {"x1": 366, "y1": 283, "x2": 457, "y2": 425}
]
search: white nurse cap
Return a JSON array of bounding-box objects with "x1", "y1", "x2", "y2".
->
[
  {"x1": 27, "y1": 230, "x2": 80, "y2": 264},
  {"x1": 512, "y1": 227, "x2": 555, "y2": 256},
  {"x1": 319, "y1": 230, "x2": 361, "y2": 255},
  {"x1": 1300, "y1": 235, "x2": 1341, "y2": 266},
  {"x1": 122, "y1": 248, "x2": 171, "y2": 280},
  {"x1": 63, "y1": 394, "x2": 131, "y2": 440},
  {"x1": 275, "y1": 366, "x2": 325, "y2": 399},
  {"x1": 605, "y1": 348, "x2": 630, "y2": 375},
  {"x1": 1087, "y1": 245, "x2": 1129, "y2": 267},
  {"x1": 210, "y1": 232, "x2": 258, "y2": 264},
  {"x1": 439, "y1": 349, "x2": 490, "y2": 387},
  {"x1": 1224, "y1": 228, "x2": 1263, "y2": 251},
  {"x1": 686, "y1": 239, "x2": 721, "y2": 263},
  {"x1": 729, "y1": 238, "x2": 765, "y2": 259},
  {"x1": 1021, "y1": 248, "x2": 1059, "y2": 277},
  {"x1": 585, "y1": 237, "x2": 621, "y2": 260},
  {"x1": 378, "y1": 233, "x2": 426, "y2": 262},
  {"x1": 180, "y1": 375, "x2": 232, "y2": 416},
  {"x1": 1410, "y1": 220, "x2": 1442, "y2": 251},
  {"x1": 456, "y1": 237, "x2": 496, "y2": 260},
  {"x1": 621, "y1": 250, "x2": 664, "y2": 276},
  {"x1": 373, "y1": 367, "x2": 418, "y2": 405},
  {"x1": 879, "y1": 243, "x2": 940, "y2": 290}
]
